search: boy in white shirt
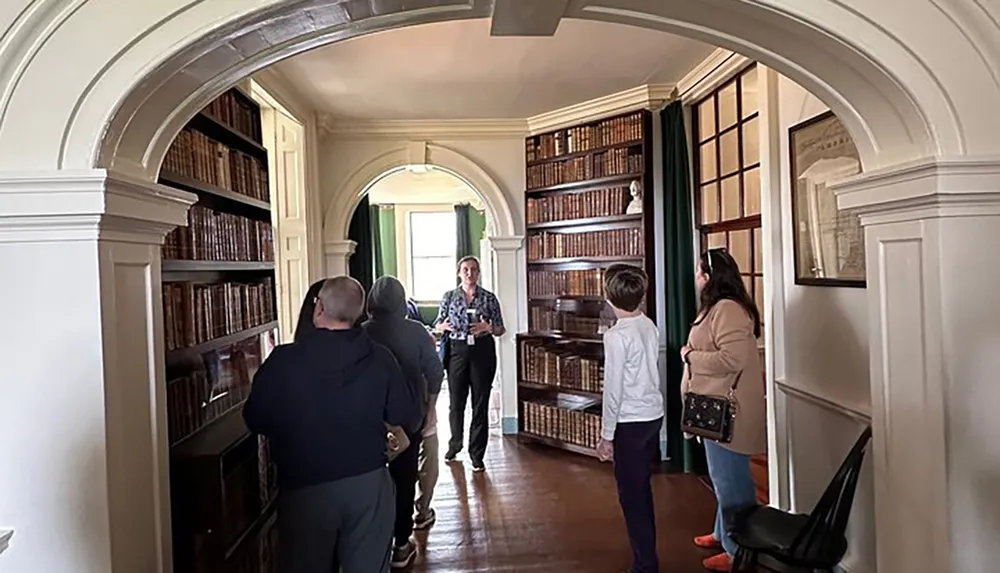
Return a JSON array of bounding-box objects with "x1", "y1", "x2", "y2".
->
[{"x1": 597, "y1": 265, "x2": 664, "y2": 573}]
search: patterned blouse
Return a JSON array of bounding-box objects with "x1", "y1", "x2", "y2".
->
[{"x1": 435, "y1": 286, "x2": 505, "y2": 340}]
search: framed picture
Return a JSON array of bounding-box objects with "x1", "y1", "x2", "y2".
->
[{"x1": 789, "y1": 111, "x2": 866, "y2": 287}]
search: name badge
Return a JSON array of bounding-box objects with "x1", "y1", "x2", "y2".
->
[{"x1": 467, "y1": 333, "x2": 476, "y2": 345}]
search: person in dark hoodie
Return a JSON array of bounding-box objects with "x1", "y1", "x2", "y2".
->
[
  {"x1": 243, "y1": 276, "x2": 420, "y2": 573},
  {"x1": 362, "y1": 276, "x2": 444, "y2": 568}
]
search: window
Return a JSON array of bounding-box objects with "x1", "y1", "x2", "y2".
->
[
  {"x1": 693, "y1": 65, "x2": 765, "y2": 331},
  {"x1": 408, "y1": 211, "x2": 457, "y2": 301}
]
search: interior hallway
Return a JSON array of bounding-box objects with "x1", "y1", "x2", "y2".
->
[{"x1": 410, "y1": 386, "x2": 717, "y2": 572}]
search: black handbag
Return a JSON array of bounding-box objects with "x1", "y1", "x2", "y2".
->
[{"x1": 681, "y1": 375, "x2": 741, "y2": 443}]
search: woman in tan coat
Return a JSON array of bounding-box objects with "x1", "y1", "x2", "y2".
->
[{"x1": 681, "y1": 248, "x2": 765, "y2": 572}]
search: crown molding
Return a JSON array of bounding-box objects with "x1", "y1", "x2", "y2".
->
[
  {"x1": 525, "y1": 83, "x2": 677, "y2": 134},
  {"x1": 319, "y1": 117, "x2": 528, "y2": 140},
  {"x1": 0, "y1": 169, "x2": 196, "y2": 243},
  {"x1": 831, "y1": 156, "x2": 1000, "y2": 224},
  {"x1": 677, "y1": 48, "x2": 751, "y2": 103}
]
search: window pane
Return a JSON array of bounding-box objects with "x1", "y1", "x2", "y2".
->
[
  {"x1": 721, "y1": 175, "x2": 740, "y2": 221},
  {"x1": 700, "y1": 140, "x2": 717, "y2": 182},
  {"x1": 698, "y1": 100, "x2": 716, "y2": 141},
  {"x1": 753, "y1": 227, "x2": 763, "y2": 272},
  {"x1": 754, "y1": 276, "x2": 765, "y2": 317},
  {"x1": 742, "y1": 274, "x2": 753, "y2": 296},
  {"x1": 744, "y1": 167, "x2": 761, "y2": 216},
  {"x1": 719, "y1": 82, "x2": 738, "y2": 130},
  {"x1": 411, "y1": 256, "x2": 457, "y2": 301},
  {"x1": 707, "y1": 232, "x2": 726, "y2": 249},
  {"x1": 720, "y1": 129, "x2": 739, "y2": 176},
  {"x1": 410, "y1": 212, "x2": 456, "y2": 257},
  {"x1": 700, "y1": 183, "x2": 719, "y2": 224},
  {"x1": 731, "y1": 229, "x2": 751, "y2": 271},
  {"x1": 741, "y1": 67, "x2": 758, "y2": 118},
  {"x1": 743, "y1": 116, "x2": 760, "y2": 166}
]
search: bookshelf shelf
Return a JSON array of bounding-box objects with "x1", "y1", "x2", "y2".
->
[
  {"x1": 158, "y1": 87, "x2": 279, "y2": 573},
  {"x1": 518, "y1": 432, "x2": 599, "y2": 459},
  {"x1": 166, "y1": 320, "x2": 278, "y2": 367},
  {"x1": 519, "y1": 381, "x2": 602, "y2": 399},
  {"x1": 162, "y1": 260, "x2": 275, "y2": 272},
  {"x1": 159, "y1": 171, "x2": 271, "y2": 212},
  {"x1": 526, "y1": 213, "x2": 641, "y2": 231},
  {"x1": 517, "y1": 109, "x2": 656, "y2": 459}
]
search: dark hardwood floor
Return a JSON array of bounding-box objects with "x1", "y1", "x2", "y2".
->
[{"x1": 410, "y1": 433, "x2": 718, "y2": 572}]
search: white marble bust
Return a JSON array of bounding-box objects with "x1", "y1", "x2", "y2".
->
[{"x1": 626, "y1": 180, "x2": 643, "y2": 214}]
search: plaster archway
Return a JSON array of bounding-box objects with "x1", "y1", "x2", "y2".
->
[{"x1": 322, "y1": 142, "x2": 517, "y2": 247}]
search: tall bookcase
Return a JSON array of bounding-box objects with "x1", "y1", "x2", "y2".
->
[
  {"x1": 516, "y1": 109, "x2": 656, "y2": 458},
  {"x1": 158, "y1": 87, "x2": 280, "y2": 573}
]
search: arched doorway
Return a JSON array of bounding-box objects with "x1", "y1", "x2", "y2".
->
[{"x1": 1, "y1": 3, "x2": 997, "y2": 573}]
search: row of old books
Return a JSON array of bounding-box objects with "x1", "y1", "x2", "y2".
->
[
  {"x1": 525, "y1": 112, "x2": 644, "y2": 162},
  {"x1": 224, "y1": 451, "x2": 265, "y2": 547},
  {"x1": 527, "y1": 227, "x2": 643, "y2": 261},
  {"x1": 526, "y1": 147, "x2": 643, "y2": 190},
  {"x1": 163, "y1": 127, "x2": 270, "y2": 202},
  {"x1": 529, "y1": 307, "x2": 604, "y2": 337},
  {"x1": 203, "y1": 92, "x2": 264, "y2": 143},
  {"x1": 528, "y1": 269, "x2": 606, "y2": 298},
  {"x1": 163, "y1": 205, "x2": 275, "y2": 262},
  {"x1": 258, "y1": 436, "x2": 278, "y2": 508},
  {"x1": 526, "y1": 185, "x2": 632, "y2": 225},
  {"x1": 520, "y1": 339, "x2": 604, "y2": 392},
  {"x1": 163, "y1": 279, "x2": 275, "y2": 351},
  {"x1": 521, "y1": 399, "x2": 602, "y2": 450}
]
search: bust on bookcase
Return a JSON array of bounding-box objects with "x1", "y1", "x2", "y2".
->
[
  {"x1": 517, "y1": 109, "x2": 657, "y2": 459},
  {"x1": 157, "y1": 87, "x2": 280, "y2": 573}
]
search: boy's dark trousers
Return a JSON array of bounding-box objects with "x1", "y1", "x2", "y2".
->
[
  {"x1": 388, "y1": 428, "x2": 423, "y2": 546},
  {"x1": 613, "y1": 417, "x2": 663, "y2": 573}
]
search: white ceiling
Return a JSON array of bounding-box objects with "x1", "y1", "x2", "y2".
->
[
  {"x1": 367, "y1": 168, "x2": 484, "y2": 209},
  {"x1": 272, "y1": 18, "x2": 714, "y2": 120}
]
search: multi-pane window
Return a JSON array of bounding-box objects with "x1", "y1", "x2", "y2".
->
[
  {"x1": 408, "y1": 211, "x2": 456, "y2": 301},
  {"x1": 693, "y1": 65, "x2": 764, "y2": 331}
]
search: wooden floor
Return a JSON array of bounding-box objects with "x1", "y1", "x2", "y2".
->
[{"x1": 410, "y1": 434, "x2": 719, "y2": 572}]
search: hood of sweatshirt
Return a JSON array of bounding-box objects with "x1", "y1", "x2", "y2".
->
[
  {"x1": 295, "y1": 327, "x2": 375, "y2": 384},
  {"x1": 367, "y1": 275, "x2": 407, "y2": 320}
]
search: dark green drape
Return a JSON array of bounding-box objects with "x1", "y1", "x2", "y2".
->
[
  {"x1": 378, "y1": 205, "x2": 398, "y2": 277},
  {"x1": 662, "y1": 101, "x2": 707, "y2": 475},
  {"x1": 347, "y1": 195, "x2": 374, "y2": 293},
  {"x1": 455, "y1": 203, "x2": 473, "y2": 261},
  {"x1": 370, "y1": 203, "x2": 383, "y2": 279},
  {"x1": 468, "y1": 208, "x2": 486, "y2": 259}
]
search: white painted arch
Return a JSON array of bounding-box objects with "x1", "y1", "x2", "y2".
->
[
  {"x1": 322, "y1": 142, "x2": 517, "y2": 244},
  {"x1": 5, "y1": 0, "x2": 1000, "y2": 186}
]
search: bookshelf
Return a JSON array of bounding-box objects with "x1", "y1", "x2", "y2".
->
[
  {"x1": 158, "y1": 87, "x2": 280, "y2": 573},
  {"x1": 517, "y1": 109, "x2": 656, "y2": 458}
]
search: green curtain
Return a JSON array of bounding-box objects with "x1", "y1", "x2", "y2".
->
[
  {"x1": 455, "y1": 203, "x2": 473, "y2": 260},
  {"x1": 371, "y1": 203, "x2": 383, "y2": 279},
  {"x1": 378, "y1": 205, "x2": 398, "y2": 277},
  {"x1": 661, "y1": 101, "x2": 707, "y2": 475},
  {"x1": 468, "y1": 208, "x2": 486, "y2": 259},
  {"x1": 347, "y1": 195, "x2": 374, "y2": 293}
]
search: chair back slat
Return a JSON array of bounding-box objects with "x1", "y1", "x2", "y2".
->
[{"x1": 789, "y1": 426, "x2": 872, "y2": 561}]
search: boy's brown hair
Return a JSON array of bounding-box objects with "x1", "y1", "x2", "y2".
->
[{"x1": 604, "y1": 264, "x2": 647, "y2": 312}]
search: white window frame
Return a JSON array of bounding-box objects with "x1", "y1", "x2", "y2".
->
[{"x1": 398, "y1": 204, "x2": 458, "y2": 303}]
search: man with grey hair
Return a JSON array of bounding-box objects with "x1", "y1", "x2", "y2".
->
[{"x1": 244, "y1": 276, "x2": 420, "y2": 573}]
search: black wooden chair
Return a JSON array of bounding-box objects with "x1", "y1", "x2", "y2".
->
[{"x1": 729, "y1": 426, "x2": 872, "y2": 572}]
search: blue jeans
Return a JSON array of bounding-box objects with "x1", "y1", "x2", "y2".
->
[{"x1": 703, "y1": 440, "x2": 757, "y2": 556}]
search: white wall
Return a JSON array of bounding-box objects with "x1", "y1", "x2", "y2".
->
[{"x1": 768, "y1": 71, "x2": 875, "y2": 571}]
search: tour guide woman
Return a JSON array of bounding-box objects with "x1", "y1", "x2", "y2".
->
[{"x1": 434, "y1": 255, "x2": 506, "y2": 472}]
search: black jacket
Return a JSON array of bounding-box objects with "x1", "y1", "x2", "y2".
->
[
  {"x1": 363, "y1": 276, "x2": 444, "y2": 428},
  {"x1": 243, "y1": 327, "x2": 419, "y2": 490}
]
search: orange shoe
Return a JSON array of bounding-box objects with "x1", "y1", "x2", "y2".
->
[
  {"x1": 702, "y1": 552, "x2": 732, "y2": 572},
  {"x1": 694, "y1": 534, "x2": 721, "y2": 549}
]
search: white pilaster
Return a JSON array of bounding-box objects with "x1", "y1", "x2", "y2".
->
[
  {"x1": 488, "y1": 235, "x2": 524, "y2": 433},
  {"x1": 833, "y1": 157, "x2": 1000, "y2": 573},
  {"x1": 324, "y1": 239, "x2": 357, "y2": 277},
  {"x1": 0, "y1": 169, "x2": 194, "y2": 573}
]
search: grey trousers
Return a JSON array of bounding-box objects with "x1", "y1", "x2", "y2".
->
[{"x1": 278, "y1": 467, "x2": 395, "y2": 573}]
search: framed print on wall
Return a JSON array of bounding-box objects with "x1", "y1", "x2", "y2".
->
[{"x1": 788, "y1": 111, "x2": 866, "y2": 288}]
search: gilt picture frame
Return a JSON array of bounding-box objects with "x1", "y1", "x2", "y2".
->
[{"x1": 788, "y1": 111, "x2": 866, "y2": 288}]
